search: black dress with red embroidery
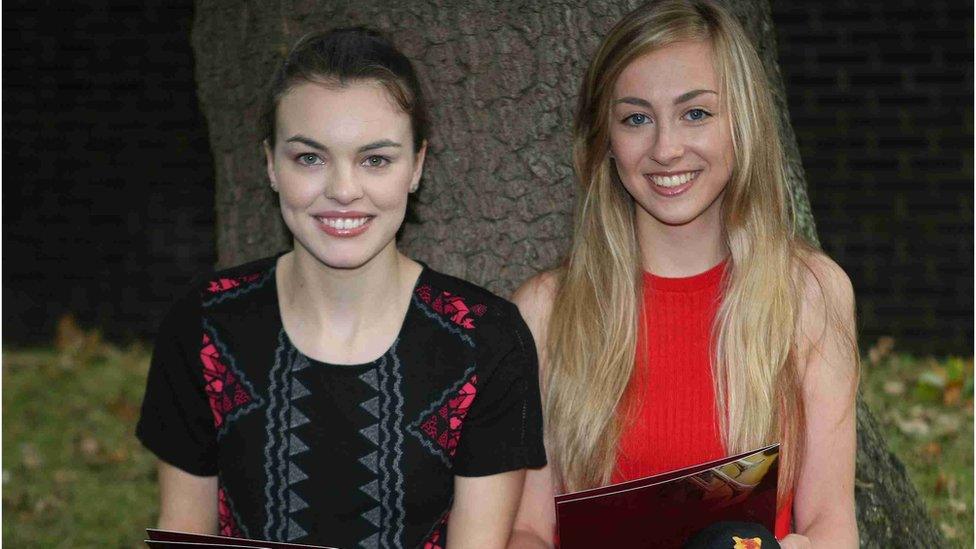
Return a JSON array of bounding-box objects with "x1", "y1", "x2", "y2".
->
[{"x1": 136, "y1": 255, "x2": 546, "y2": 548}]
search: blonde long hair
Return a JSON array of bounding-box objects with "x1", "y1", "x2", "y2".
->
[{"x1": 546, "y1": 0, "x2": 819, "y2": 498}]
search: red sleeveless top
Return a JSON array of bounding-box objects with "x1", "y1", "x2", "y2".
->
[{"x1": 611, "y1": 260, "x2": 792, "y2": 539}]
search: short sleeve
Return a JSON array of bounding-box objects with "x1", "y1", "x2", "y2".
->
[
  {"x1": 452, "y1": 303, "x2": 547, "y2": 477},
  {"x1": 135, "y1": 286, "x2": 218, "y2": 476}
]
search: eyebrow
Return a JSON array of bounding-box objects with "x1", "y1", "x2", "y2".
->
[
  {"x1": 284, "y1": 135, "x2": 402, "y2": 153},
  {"x1": 674, "y1": 89, "x2": 717, "y2": 104},
  {"x1": 612, "y1": 97, "x2": 652, "y2": 108},
  {"x1": 357, "y1": 139, "x2": 402, "y2": 153},
  {"x1": 612, "y1": 89, "x2": 718, "y2": 108},
  {"x1": 285, "y1": 135, "x2": 326, "y2": 150}
]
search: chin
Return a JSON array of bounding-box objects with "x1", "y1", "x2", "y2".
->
[
  {"x1": 291, "y1": 236, "x2": 381, "y2": 271},
  {"x1": 635, "y1": 200, "x2": 703, "y2": 227}
]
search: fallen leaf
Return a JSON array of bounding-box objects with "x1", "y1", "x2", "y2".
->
[
  {"x1": 948, "y1": 498, "x2": 967, "y2": 514},
  {"x1": 53, "y1": 469, "x2": 77, "y2": 484},
  {"x1": 921, "y1": 441, "x2": 942, "y2": 460},
  {"x1": 20, "y1": 444, "x2": 42, "y2": 470},
  {"x1": 106, "y1": 448, "x2": 129, "y2": 464},
  {"x1": 78, "y1": 436, "x2": 100, "y2": 459},
  {"x1": 943, "y1": 384, "x2": 962, "y2": 406},
  {"x1": 883, "y1": 380, "x2": 906, "y2": 395},
  {"x1": 107, "y1": 395, "x2": 139, "y2": 422},
  {"x1": 932, "y1": 413, "x2": 962, "y2": 437},
  {"x1": 934, "y1": 472, "x2": 948, "y2": 495},
  {"x1": 894, "y1": 416, "x2": 930, "y2": 438},
  {"x1": 33, "y1": 495, "x2": 62, "y2": 514},
  {"x1": 939, "y1": 522, "x2": 957, "y2": 539}
]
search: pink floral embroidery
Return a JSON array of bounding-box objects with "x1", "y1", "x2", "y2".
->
[
  {"x1": 416, "y1": 284, "x2": 433, "y2": 303},
  {"x1": 207, "y1": 273, "x2": 261, "y2": 294},
  {"x1": 423, "y1": 511, "x2": 450, "y2": 549},
  {"x1": 419, "y1": 375, "x2": 478, "y2": 457},
  {"x1": 218, "y1": 487, "x2": 242, "y2": 537},
  {"x1": 416, "y1": 285, "x2": 486, "y2": 330},
  {"x1": 200, "y1": 333, "x2": 253, "y2": 429}
]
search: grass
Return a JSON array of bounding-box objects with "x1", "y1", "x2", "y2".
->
[
  {"x1": 2, "y1": 319, "x2": 158, "y2": 548},
  {"x1": 2, "y1": 321, "x2": 973, "y2": 547},
  {"x1": 860, "y1": 338, "x2": 974, "y2": 546}
]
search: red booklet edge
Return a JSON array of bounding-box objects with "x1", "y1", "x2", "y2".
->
[{"x1": 554, "y1": 442, "x2": 780, "y2": 504}]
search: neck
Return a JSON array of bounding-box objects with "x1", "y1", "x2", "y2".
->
[
  {"x1": 636, "y1": 204, "x2": 728, "y2": 278},
  {"x1": 278, "y1": 241, "x2": 417, "y2": 331}
]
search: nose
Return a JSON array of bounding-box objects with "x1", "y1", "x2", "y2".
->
[
  {"x1": 649, "y1": 122, "x2": 684, "y2": 166},
  {"x1": 324, "y1": 165, "x2": 364, "y2": 204}
]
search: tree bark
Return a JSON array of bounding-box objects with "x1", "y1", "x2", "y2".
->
[{"x1": 192, "y1": 1, "x2": 943, "y2": 546}]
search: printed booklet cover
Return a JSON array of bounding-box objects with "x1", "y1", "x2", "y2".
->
[{"x1": 555, "y1": 443, "x2": 780, "y2": 548}]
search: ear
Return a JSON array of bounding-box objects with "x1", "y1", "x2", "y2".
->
[
  {"x1": 263, "y1": 140, "x2": 278, "y2": 192},
  {"x1": 409, "y1": 140, "x2": 428, "y2": 193}
]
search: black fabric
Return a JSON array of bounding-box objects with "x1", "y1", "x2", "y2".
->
[
  {"x1": 684, "y1": 521, "x2": 781, "y2": 549},
  {"x1": 136, "y1": 256, "x2": 546, "y2": 548}
]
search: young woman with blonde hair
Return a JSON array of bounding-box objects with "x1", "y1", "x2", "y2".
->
[{"x1": 509, "y1": 1, "x2": 858, "y2": 547}]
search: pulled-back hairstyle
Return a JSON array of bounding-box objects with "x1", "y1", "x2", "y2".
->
[
  {"x1": 545, "y1": 0, "x2": 853, "y2": 502},
  {"x1": 261, "y1": 27, "x2": 428, "y2": 151}
]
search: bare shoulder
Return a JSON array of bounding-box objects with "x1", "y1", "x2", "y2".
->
[
  {"x1": 795, "y1": 251, "x2": 855, "y2": 319},
  {"x1": 510, "y1": 269, "x2": 560, "y2": 349},
  {"x1": 794, "y1": 250, "x2": 857, "y2": 374}
]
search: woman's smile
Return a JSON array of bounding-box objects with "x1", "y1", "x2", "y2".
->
[
  {"x1": 645, "y1": 169, "x2": 702, "y2": 196},
  {"x1": 314, "y1": 211, "x2": 374, "y2": 237}
]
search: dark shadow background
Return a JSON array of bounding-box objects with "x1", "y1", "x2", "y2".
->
[{"x1": 3, "y1": 0, "x2": 972, "y2": 355}]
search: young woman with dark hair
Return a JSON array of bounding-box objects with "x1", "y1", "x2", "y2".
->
[{"x1": 137, "y1": 27, "x2": 545, "y2": 549}]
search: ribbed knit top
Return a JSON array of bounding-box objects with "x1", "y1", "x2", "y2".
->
[{"x1": 612, "y1": 260, "x2": 792, "y2": 538}]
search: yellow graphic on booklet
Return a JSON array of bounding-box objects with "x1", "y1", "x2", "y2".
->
[{"x1": 732, "y1": 535, "x2": 762, "y2": 548}]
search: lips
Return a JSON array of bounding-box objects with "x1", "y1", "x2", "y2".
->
[
  {"x1": 645, "y1": 170, "x2": 701, "y2": 197},
  {"x1": 313, "y1": 213, "x2": 374, "y2": 237}
]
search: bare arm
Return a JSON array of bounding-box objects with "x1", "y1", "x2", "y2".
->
[
  {"x1": 446, "y1": 470, "x2": 526, "y2": 549},
  {"x1": 780, "y1": 254, "x2": 859, "y2": 549},
  {"x1": 508, "y1": 464, "x2": 558, "y2": 548},
  {"x1": 507, "y1": 272, "x2": 559, "y2": 549},
  {"x1": 157, "y1": 460, "x2": 218, "y2": 533}
]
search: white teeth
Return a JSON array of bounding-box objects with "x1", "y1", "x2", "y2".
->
[
  {"x1": 320, "y1": 217, "x2": 369, "y2": 230},
  {"x1": 650, "y1": 171, "x2": 698, "y2": 187}
]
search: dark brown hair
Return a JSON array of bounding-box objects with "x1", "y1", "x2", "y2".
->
[{"x1": 261, "y1": 27, "x2": 429, "y2": 152}]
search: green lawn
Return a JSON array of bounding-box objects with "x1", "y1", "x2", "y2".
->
[
  {"x1": 2, "y1": 323, "x2": 973, "y2": 547},
  {"x1": 860, "y1": 339, "x2": 974, "y2": 546}
]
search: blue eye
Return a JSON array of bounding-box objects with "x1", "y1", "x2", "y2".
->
[
  {"x1": 684, "y1": 108, "x2": 711, "y2": 122},
  {"x1": 363, "y1": 155, "x2": 390, "y2": 168},
  {"x1": 296, "y1": 153, "x2": 324, "y2": 166},
  {"x1": 624, "y1": 113, "x2": 650, "y2": 126}
]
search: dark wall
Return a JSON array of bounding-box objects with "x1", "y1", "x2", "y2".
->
[
  {"x1": 3, "y1": 1, "x2": 215, "y2": 343},
  {"x1": 2, "y1": 1, "x2": 972, "y2": 354},
  {"x1": 773, "y1": 0, "x2": 973, "y2": 354}
]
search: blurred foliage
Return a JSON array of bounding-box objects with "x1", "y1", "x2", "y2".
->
[
  {"x1": 1, "y1": 317, "x2": 973, "y2": 546},
  {"x1": 3, "y1": 315, "x2": 157, "y2": 548},
  {"x1": 861, "y1": 336, "x2": 974, "y2": 547}
]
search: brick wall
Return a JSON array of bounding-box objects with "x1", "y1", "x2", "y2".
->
[
  {"x1": 3, "y1": 0, "x2": 215, "y2": 343},
  {"x1": 772, "y1": 0, "x2": 973, "y2": 355},
  {"x1": 2, "y1": 1, "x2": 971, "y2": 354}
]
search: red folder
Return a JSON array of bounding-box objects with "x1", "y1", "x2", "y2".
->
[{"x1": 555, "y1": 443, "x2": 780, "y2": 548}]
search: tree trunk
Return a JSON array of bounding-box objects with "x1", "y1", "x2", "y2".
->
[{"x1": 192, "y1": 1, "x2": 943, "y2": 546}]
